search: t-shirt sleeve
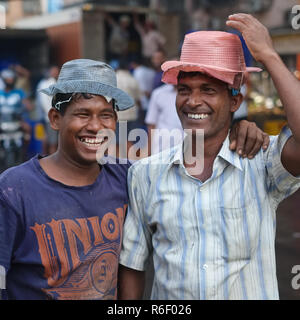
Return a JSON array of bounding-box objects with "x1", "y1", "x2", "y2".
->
[
  {"x1": 264, "y1": 126, "x2": 300, "y2": 205},
  {"x1": 119, "y1": 164, "x2": 152, "y2": 271},
  {"x1": 0, "y1": 193, "x2": 19, "y2": 289}
]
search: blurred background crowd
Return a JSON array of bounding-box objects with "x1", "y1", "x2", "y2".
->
[{"x1": 0, "y1": 0, "x2": 300, "y2": 299}]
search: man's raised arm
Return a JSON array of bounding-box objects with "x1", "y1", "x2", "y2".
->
[{"x1": 227, "y1": 13, "x2": 300, "y2": 176}]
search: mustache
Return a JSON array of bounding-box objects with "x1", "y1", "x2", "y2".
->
[{"x1": 180, "y1": 105, "x2": 213, "y2": 114}]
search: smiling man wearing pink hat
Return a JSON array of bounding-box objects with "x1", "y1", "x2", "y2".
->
[{"x1": 118, "y1": 14, "x2": 300, "y2": 300}]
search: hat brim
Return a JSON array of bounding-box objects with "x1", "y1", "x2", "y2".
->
[
  {"x1": 39, "y1": 80, "x2": 134, "y2": 111},
  {"x1": 161, "y1": 60, "x2": 261, "y2": 88}
]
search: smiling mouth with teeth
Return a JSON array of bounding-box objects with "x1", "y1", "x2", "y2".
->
[
  {"x1": 187, "y1": 113, "x2": 209, "y2": 120},
  {"x1": 79, "y1": 137, "x2": 105, "y2": 147}
]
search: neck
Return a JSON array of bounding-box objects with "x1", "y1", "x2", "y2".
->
[
  {"x1": 185, "y1": 129, "x2": 228, "y2": 157},
  {"x1": 40, "y1": 151, "x2": 101, "y2": 187},
  {"x1": 183, "y1": 129, "x2": 229, "y2": 181}
]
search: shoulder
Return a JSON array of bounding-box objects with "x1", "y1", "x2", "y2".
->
[
  {"x1": 128, "y1": 147, "x2": 177, "y2": 181},
  {"x1": 0, "y1": 157, "x2": 36, "y2": 186},
  {"x1": 0, "y1": 158, "x2": 37, "y2": 206},
  {"x1": 100, "y1": 157, "x2": 132, "y2": 181}
]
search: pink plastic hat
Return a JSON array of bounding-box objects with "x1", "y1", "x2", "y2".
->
[{"x1": 161, "y1": 31, "x2": 261, "y2": 89}]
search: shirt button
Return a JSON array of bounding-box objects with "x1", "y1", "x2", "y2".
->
[{"x1": 203, "y1": 264, "x2": 208, "y2": 270}]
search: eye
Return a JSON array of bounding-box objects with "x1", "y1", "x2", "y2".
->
[
  {"x1": 100, "y1": 113, "x2": 115, "y2": 120},
  {"x1": 177, "y1": 86, "x2": 190, "y2": 95},
  {"x1": 203, "y1": 87, "x2": 217, "y2": 94},
  {"x1": 75, "y1": 112, "x2": 89, "y2": 118}
]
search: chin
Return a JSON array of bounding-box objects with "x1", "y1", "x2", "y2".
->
[{"x1": 76, "y1": 152, "x2": 98, "y2": 166}]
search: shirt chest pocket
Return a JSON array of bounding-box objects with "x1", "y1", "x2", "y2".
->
[{"x1": 216, "y1": 190, "x2": 260, "y2": 262}]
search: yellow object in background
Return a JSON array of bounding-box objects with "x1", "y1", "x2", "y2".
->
[
  {"x1": 263, "y1": 120, "x2": 287, "y2": 135},
  {"x1": 34, "y1": 123, "x2": 45, "y2": 140}
]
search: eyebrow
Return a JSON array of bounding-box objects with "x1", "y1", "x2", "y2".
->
[
  {"x1": 177, "y1": 83, "x2": 219, "y2": 89},
  {"x1": 181, "y1": 77, "x2": 230, "y2": 89},
  {"x1": 73, "y1": 107, "x2": 115, "y2": 113},
  {"x1": 99, "y1": 108, "x2": 115, "y2": 113}
]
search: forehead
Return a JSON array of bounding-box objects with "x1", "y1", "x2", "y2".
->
[{"x1": 177, "y1": 72, "x2": 227, "y2": 88}]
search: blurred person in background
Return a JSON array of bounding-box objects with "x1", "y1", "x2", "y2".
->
[
  {"x1": 36, "y1": 66, "x2": 60, "y2": 155},
  {"x1": 130, "y1": 55, "x2": 156, "y2": 127},
  {"x1": 133, "y1": 14, "x2": 166, "y2": 63},
  {"x1": 105, "y1": 13, "x2": 131, "y2": 63},
  {"x1": 145, "y1": 83, "x2": 183, "y2": 155},
  {"x1": 115, "y1": 58, "x2": 142, "y2": 159},
  {"x1": 151, "y1": 49, "x2": 167, "y2": 90},
  {"x1": 0, "y1": 69, "x2": 32, "y2": 171},
  {"x1": 12, "y1": 64, "x2": 32, "y2": 96}
]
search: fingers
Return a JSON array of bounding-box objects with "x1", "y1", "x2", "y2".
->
[
  {"x1": 234, "y1": 121, "x2": 248, "y2": 156},
  {"x1": 225, "y1": 20, "x2": 245, "y2": 33},
  {"x1": 238, "y1": 123, "x2": 257, "y2": 158},
  {"x1": 246, "y1": 131, "x2": 270, "y2": 158},
  {"x1": 226, "y1": 13, "x2": 268, "y2": 36},
  {"x1": 246, "y1": 131, "x2": 264, "y2": 159},
  {"x1": 229, "y1": 123, "x2": 238, "y2": 150},
  {"x1": 227, "y1": 13, "x2": 259, "y2": 26},
  {"x1": 226, "y1": 14, "x2": 248, "y2": 32},
  {"x1": 262, "y1": 132, "x2": 270, "y2": 151},
  {"x1": 231, "y1": 120, "x2": 269, "y2": 159}
]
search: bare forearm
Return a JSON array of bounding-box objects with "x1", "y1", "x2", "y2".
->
[
  {"x1": 118, "y1": 265, "x2": 145, "y2": 300},
  {"x1": 262, "y1": 52, "x2": 300, "y2": 142},
  {"x1": 226, "y1": 13, "x2": 300, "y2": 142}
]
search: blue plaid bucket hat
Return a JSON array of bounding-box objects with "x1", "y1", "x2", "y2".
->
[{"x1": 40, "y1": 59, "x2": 134, "y2": 111}]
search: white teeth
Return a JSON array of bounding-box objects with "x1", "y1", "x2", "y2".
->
[
  {"x1": 187, "y1": 113, "x2": 209, "y2": 119},
  {"x1": 80, "y1": 137, "x2": 104, "y2": 145}
]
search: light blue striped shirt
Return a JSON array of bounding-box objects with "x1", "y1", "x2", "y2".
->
[{"x1": 120, "y1": 126, "x2": 300, "y2": 300}]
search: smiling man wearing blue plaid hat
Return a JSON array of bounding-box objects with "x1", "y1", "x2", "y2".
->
[{"x1": 0, "y1": 59, "x2": 135, "y2": 300}]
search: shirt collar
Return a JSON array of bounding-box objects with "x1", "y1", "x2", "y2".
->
[
  {"x1": 218, "y1": 134, "x2": 244, "y2": 171},
  {"x1": 169, "y1": 133, "x2": 243, "y2": 171}
]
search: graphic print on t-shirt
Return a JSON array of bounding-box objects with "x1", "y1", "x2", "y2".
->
[{"x1": 30, "y1": 205, "x2": 127, "y2": 300}]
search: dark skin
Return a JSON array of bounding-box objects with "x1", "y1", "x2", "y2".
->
[
  {"x1": 39, "y1": 95, "x2": 117, "y2": 186},
  {"x1": 176, "y1": 73, "x2": 244, "y2": 181}
]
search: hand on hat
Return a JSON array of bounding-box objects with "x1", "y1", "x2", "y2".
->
[{"x1": 226, "y1": 13, "x2": 275, "y2": 64}]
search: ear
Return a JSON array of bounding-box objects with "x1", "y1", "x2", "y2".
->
[
  {"x1": 48, "y1": 108, "x2": 61, "y2": 131},
  {"x1": 229, "y1": 93, "x2": 243, "y2": 113}
]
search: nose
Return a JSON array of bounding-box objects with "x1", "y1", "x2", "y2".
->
[
  {"x1": 86, "y1": 115, "x2": 103, "y2": 133},
  {"x1": 187, "y1": 89, "x2": 203, "y2": 108}
]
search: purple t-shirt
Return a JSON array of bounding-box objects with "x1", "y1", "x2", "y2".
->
[{"x1": 0, "y1": 155, "x2": 130, "y2": 300}]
